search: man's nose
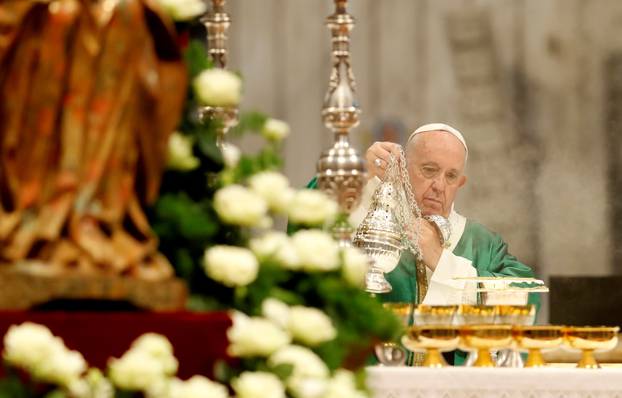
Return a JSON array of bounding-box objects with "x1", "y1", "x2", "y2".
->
[{"x1": 431, "y1": 174, "x2": 445, "y2": 191}]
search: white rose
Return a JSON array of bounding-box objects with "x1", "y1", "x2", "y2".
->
[
  {"x1": 292, "y1": 230, "x2": 339, "y2": 272},
  {"x1": 269, "y1": 345, "x2": 329, "y2": 398},
  {"x1": 288, "y1": 190, "x2": 338, "y2": 226},
  {"x1": 130, "y1": 333, "x2": 178, "y2": 376},
  {"x1": 249, "y1": 171, "x2": 294, "y2": 214},
  {"x1": 341, "y1": 247, "x2": 369, "y2": 287},
  {"x1": 261, "y1": 298, "x2": 290, "y2": 329},
  {"x1": 34, "y1": 347, "x2": 87, "y2": 387},
  {"x1": 167, "y1": 132, "x2": 200, "y2": 171},
  {"x1": 289, "y1": 377, "x2": 329, "y2": 398},
  {"x1": 204, "y1": 245, "x2": 259, "y2": 287},
  {"x1": 268, "y1": 345, "x2": 329, "y2": 381},
  {"x1": 155, "y1": 0, "x2": 207, "y2": 21},
  {"x1": 323, "y1": 369, "x2": 366, "y2": 398},
  {"x1": 232, "y1": 371, "x2": 286, "y2": 398},
  {"x1": 108, "y1": 350, "x2": 166, "y2": 392},
  {"x1": 250, "y1": 232, "x2": 300, "y2": 270},
  {"x1": 250, "y1": 231, "x2": 287, "y2": 259},
  {"x1": 262, "y1": 118, "x2": 290, "y2": 141},
  {"x1": 168, "y1": 376, "x2": 229, "y2": 398},
  {"x1": 227, "y1": 312, "x2": 291, "y2": 357},
  {"x1": 214, "y1": 185, "x2": 268, "y2": 227},
  {"x1": 68, "y1": 379, "x2": 89, "y2": 398},
  {"x1": 287, "y1": 307, "x2": 336, "y2": 346},
  {"x1": 70, "y1": 368, "x2": 114, "y2": 398},
  {"x1": 222, "y1": 143, "x2": 241, "y2": 169},
  {"x1": 3, "y1": 322, "x2": 59, "y2": 370},
  {"x1": 194, "y1": 69, "x2": 242, "y2": 107}
]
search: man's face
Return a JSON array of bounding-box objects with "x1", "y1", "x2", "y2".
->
[{"x1": 406, "y1": 131, "x2": 467, "y2": 217}]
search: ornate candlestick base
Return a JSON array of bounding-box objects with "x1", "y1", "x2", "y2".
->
[
  {"x1": 316, "y1": 0, "x2": 366, "y2": 247},
  {"x1": 197, "y1": 105, "x2": 239, "y2": 150}
]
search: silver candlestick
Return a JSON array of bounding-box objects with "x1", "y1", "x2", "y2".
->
[
  {"x1": 199, "y1": 0, "x2": 238, "y2": 150},
  {"x1": 316, "y1": 0, "x2": 366, "y2": 247}
]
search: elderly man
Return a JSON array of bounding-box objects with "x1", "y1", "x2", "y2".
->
[
  {"x1": 349, "y1": 123, "x2": 538, "y2": 307},
  {"x1": 357, "y1": 123, "x2": 539, "y2": 366}
]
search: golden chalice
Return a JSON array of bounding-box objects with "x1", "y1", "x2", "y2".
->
[
  {"x1": 514, "y1": 325, "x2": 564, "y2": 367},
  {"x1": 413, "y1": 305, "x2": 458, "y2": 326},
  {"x1": 456, "y1": 304, "x2": 497, "y2": 324},
  {"x1": 496, "y1": 305, "x2": 536, "y2": 325},
  {"x1": 564, "y1": 326, "x2": 620, "y2": 369},
  {"x1": 383, "y1": 302, "x2": 412, "y2": 325},
  {"x1": 460, "y1": 325, "x2": 513, "y2": 367},
  {"x1": 455, "y1": 305, "x2": 497, "y2": 366},
  {"x1": 495, "y1": 305, "x2": 536, "y2": 367},
  {"x1": 402, "y1": 325, "x2": 460, "y2": 367}
]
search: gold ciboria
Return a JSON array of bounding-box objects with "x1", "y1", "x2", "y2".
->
[
  {"x1": 199, "y1": 0, "x2": 238, "y2": 150},
  {"x1": 316, "y1": 0, "x2": 366, "y2": 246}
]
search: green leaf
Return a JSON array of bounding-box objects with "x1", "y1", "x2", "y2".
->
[
  {"x1": 269, "y1": 363, "x2": 294, "y2": 381},
  {"x1": 0, "y1": 374, "x2": 30, "y2": 398},
  {"x1": 114, "y1": 390, "x2": 138, "y2": 398},
  {"x1": 214, "y1": 360, "x2": 238, "y2": 383},
  {"x1": 43, "y1": 390, "x2": 67, "y2": 398},
  {"x1": 175, "y1": 248, "x2": 195, "y2": 280},
  {"x1": 269, "y1": 287, "x2": 304, "y2": 306},
  {"x1": 230, "y1": 112, "x2": 268, "y2": 137},
  {"x1": 186, "y1": 294, "x2": 222, "y2": 311},
  {"x1": 196, "y1": 124, "x2": 224, "y2": 163},
  {"x1": 154, "y1": 193, "x2": 218, "y2": 242},
  {"x1": 234, "y1": 286, "x2": 248, "y2": 303},
  {"x1": 184, "y1": 40, "x2": 212, "y2": 79}
]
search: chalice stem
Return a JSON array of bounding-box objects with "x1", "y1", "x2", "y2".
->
[
  {"x1": 578, "y1": 349, "x2": 600, "y2": 369},
  {"x1": 423, "y1": 348, "x2": 447, "y2": 368},
  {"x1": 474, "y1": 349, "x2": 495, "y2": 367},
  {"x1": 525, "y1": 348, "x2": 545, "y2": 367}
]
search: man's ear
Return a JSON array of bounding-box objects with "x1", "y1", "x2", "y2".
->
[{"x1": 458, "y1": 175, "x2": 467, "y2": 188}]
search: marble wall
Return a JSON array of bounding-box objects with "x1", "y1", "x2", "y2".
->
[{"x1": 223, "y1": 0, "x2": 622, "y2": 318}]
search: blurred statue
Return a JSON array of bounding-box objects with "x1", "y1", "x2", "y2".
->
[{"x1": 0, "y1": 0, "x2": 187, "y2": 280}]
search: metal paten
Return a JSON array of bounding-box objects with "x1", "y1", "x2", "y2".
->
[
  {"x1": 198, "y1": 0, "x2": 238, "y2": 150},
  {"x1": 316, "y1": 0, "x2": 366, "y2": 247}
]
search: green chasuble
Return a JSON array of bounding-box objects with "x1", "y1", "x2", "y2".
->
[{"x1": 382, "y1": 220, "x2": 539, "y2": 306}]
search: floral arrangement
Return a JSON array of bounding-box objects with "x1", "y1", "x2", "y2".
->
[
  {"x1": 0, "y1": 323, "x2": 385, "y2": 398},
  {"x1": 0, "y1": 323, "x2": 229, "y2": 398},
  {"x1": 0, "y1": 0, "x2": 401, "y2": 397}
]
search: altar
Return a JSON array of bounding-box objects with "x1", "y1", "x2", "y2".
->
[{"x1": 367, "y1": 366, "x2": 622, "y2": 398}]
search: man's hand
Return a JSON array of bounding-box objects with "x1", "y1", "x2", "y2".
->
[
  {"x1": 365, "y1": 141, "x2": 402, "y2": 180},
  {"x1": 418, "y1": 219, "x2": 443, "y2": 271}
]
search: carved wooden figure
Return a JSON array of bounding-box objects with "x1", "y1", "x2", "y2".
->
[{"x1": 0, "y1": 0, "x2": 187, "y2": 281}]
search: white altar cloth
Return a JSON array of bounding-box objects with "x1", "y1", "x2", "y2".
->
[{"x1": 367, "y1": 366, "x2": 622, "y2": 398}]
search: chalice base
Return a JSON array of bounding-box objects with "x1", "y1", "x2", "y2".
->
[
  {"x1": 525, "y1": 349, "x2": 546, "y2": 368},
  {"x1": 577, "y1": 349, "x2": 600, "y2": 369},
  {"x1": 473, "y1": 349, "x2": 496, "y2": 367},
  {"x1": 422, "y1": 348, "x2": 447, "y2": 368}
]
